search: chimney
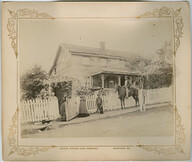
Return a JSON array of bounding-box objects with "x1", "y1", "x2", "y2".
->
[{"x1": 100, "y1": 41, "x2": 105, "y2": 51}]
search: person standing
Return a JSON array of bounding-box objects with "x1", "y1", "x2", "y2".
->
[
  {"x1": 96, "y1": 94, "x2": 103, "y2": 114},
  {"x1": 49, "y1": 92, "x2": 60, "y2": 118},
  {"x1": 59, "y1": 93, "x2": 67, "y2": 121},
  {"x1": 138, "y1": 77, "x2": 145, "y2": 112},
  {"x1": 79, "y1": 90, "x2": 90, "y2": 117},
  {"x1": 124, "y1": 76, "x2": 129, "y2": 98}
]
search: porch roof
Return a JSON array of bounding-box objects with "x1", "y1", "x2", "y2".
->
[{"x1": 91, "y1": 70, "x2": 142, "y2": 76}]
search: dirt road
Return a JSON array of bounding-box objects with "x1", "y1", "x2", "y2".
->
[{"x1": 23, "y1": 105, "x2": 174, "y2": 138}]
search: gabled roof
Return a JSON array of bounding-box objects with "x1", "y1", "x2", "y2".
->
[
  {"x1": 49, "y1": 43, "x2": 134, "y2": 75},
  {"x1": 60, "y1": 43, "x2": 133, "y2": 60}
]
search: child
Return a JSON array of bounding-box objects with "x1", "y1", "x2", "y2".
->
[{"x1": 96, "y1": 94, "x2": 103, "y2": 114}]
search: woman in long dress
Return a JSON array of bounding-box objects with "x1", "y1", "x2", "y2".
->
[
  {"x1": 60, "y1": 94, "x2": 67, "y2": 121},
  {"x1": 79, "y1": 92, "x2": 90, "y2": 117}
]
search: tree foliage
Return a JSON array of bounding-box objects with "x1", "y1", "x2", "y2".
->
[
  {"x1": 20, "y1": 65, "x2": 48, "y2": 100},
  {"x1": 144, "y1": 67, "x2": 173, "y2": 89},
  {"x1": 125, "y1": 41, "x2": 173, "y2": 89},
  {"x1": 156, "y1": 41, "x2": 173, "y2": 65}
]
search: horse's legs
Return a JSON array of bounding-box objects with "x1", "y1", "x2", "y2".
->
[
  {"x1": 123, "y1": 98, "x2": 126, "y2": 109},
  {"x1": 120, "y1": 99, "x2": 123, "y2": 109},
  {"x1": 133, "y1": 96, "x2": 137, "y2": 107}
]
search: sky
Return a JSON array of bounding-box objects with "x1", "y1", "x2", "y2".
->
[{"x1": 19, "y1": 18, "x2": 172, "y2": 75}]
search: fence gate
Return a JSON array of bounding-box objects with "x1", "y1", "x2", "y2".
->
[{"x1": 65, "y1": 96, "x2": 80, "y2": 121}]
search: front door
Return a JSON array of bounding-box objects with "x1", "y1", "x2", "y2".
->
[{"x1": 121, "y1": 76, "x2": 125, "y2": 86}]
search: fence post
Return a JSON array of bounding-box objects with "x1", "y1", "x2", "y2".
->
[{"x1": 21, "y1": 97, "x2": 60, "y2": 124}]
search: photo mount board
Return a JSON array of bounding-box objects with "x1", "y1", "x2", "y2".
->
[{"x1": 1, "y1": 2, "x2": 191, "y2": 161}]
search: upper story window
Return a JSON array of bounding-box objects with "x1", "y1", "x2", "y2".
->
[
  {"x1": 89, "y1": 57, "x2": 107, "y2": 66},
  {"x1": 108, "y1": 59, "x2": 123, "y2": 68},
  {"x1": 99, "y1": 58, "x2": 107, "y2": 66},
  {"x1": 81, "y1": 57, "x2": 90, "y2": 65}
]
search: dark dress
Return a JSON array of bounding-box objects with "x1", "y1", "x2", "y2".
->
[
  {"x1": 79, "y1": 95, "x2": 90, "y2": 117},
  {"x1": 60, "y1": 97, "x2": 67, "y2": 121},
  {"x1": 96, "y1": 97, "x2": 103, "y2": 114}
]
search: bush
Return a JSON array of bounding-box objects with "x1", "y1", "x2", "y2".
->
[
  {"x1": 20, "y1": 65, "x2": 48, "y2": 100},
  {"x1": 144, "y1": 67, "x2": 173, "y2": 89}
]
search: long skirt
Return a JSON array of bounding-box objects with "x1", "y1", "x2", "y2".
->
[
  {"x1": 79, "y1": 101, "x2": 89, "y2": 117},
  {"x1": 60, "y1": 102, "x2": 66, "y2": 120}
]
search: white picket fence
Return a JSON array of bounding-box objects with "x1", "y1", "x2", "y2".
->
[
  {"x1": 144, "y1": 87, "x2": 173, "y2": 105},
  {"x1": 20, "y1": 87, "x2": 173, "y2": 124},
  {"x1": 65, "y1": 96, "x2": 80, "y2": 121},
  {"x1": 86, "y1": 87, "x2": 173, "y2": 113},
  {"x1": 20, "y1": 97, "x2": 60, "y2": 124},
  {"x1": 63, "y1": 87, "x2": 173, "y2": 116},
  {"x1": 86, "y1": 92, "x2": 135, "y2": 114}
]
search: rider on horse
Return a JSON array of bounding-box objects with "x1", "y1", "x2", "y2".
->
[{"x1": 124, "y1": 76, "x2": 132, "y2": 98}]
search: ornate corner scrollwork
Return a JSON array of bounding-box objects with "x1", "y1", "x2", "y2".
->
[
  {"x1": 7, "y1": 7, "x2": 186, "y2": 157},
  {"x1": 137, "y1": 7, "x2": 184, "y2": 55},
  {"x1": 141, "y1": 108, "x2": 186, "y2": 155},
  {"x1": 7, "y1": 9, "x2": 54, "y2": 57},
  {"x1": 8, "y1": 111, "x2": 54, "y2": 157}
]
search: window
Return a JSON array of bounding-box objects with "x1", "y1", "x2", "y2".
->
[
  {"x1": 109, "y1": 59, "x2": 124, "y2": 68},
  {"x1": 81, "y1": 57, "x2": 90, "y2": 65},
  {"x1": 98, "y1": 58, "x2": 107, "y2": 66},
  {"x1": 100, "y1": 58, "x2": 107, "y2": 66},
  {"x1": 89, "y1": 57, "x2": 106, "y2": 66}
]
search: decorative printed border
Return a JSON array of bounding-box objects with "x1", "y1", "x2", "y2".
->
[
  {"x1": 7, "y1": 7, "x2": 186, "y2": 157},
  {"x1": 137, "y1": 7, "x2": 184, "y2": 56},
  {"x1": 141, "y1": 107, "x2": 186, "y2": 155},
  {"x1": 8, "y1": 110, "x2": 54, "y2": 156},
  {"x1": 7, "y1": 8, "x2": 53, "y2": 57}
]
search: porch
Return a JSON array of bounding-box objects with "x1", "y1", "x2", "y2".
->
[{"x1": 91, "y1": 70, "x2": 141, "y2": 89}]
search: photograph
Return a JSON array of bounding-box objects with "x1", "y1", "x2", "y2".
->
[
  {"x1": 19, "y1": 18, "x2": 174, "y2": 138},
  {"x1": 2, "y1": 2, "x2": 191, "y2": 161}
]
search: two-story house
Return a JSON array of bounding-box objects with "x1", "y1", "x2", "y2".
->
[{"x1": 49, "y1": 42, "x2": 139, "y2": 93}]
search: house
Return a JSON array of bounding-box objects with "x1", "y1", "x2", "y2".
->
[{"x1": 49, "y1": 42, "x2": 140, "y2": 93}]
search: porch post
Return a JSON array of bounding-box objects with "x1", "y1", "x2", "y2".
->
[
  {"x1": 101, "y1": 74, "x2": 104, "y2": 88},
  {"x1": 91, "y1": 76, "x2": 93, "y2": 87},
  {"x1": 118, "y1": 75, "x2": 121, "y2": 85}
]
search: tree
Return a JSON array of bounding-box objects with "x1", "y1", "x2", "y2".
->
[
  {"x1": 20, "y1": 65, "x2": 48, "y2": 100},
  {"x1": 124, "y1": 41, "x2": 173, "y2": 89},
  {"x1": 145, "y1": 41, "x2": 173, "y2": 89},
  {"x1": 125, "y1": 56, "x2": 152, "y2": 73},
  {"x1": 155, "y1": 40, "x2": 173, "y2": 66}
]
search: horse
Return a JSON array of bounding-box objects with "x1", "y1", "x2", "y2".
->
[{"x1": 115, "y1": 84, "x2": 139, "y2": 109}]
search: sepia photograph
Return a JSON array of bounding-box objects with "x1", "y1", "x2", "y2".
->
[
  {"x1": 2, "y1": 2, "x2": 191, "y2": 161},
  {"x1": 19, "y1": 18, "x2": 174, "y2": 138}
]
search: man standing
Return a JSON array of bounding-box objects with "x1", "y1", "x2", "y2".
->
[
  {"x1": 96, "y1": 94, "x2": 103, "y2": 114},
  {"x1": 124, "y1": 76, "x2": 132, "y2": 98},
  {"x1": 138, "y1": 76, "x2": 145, "y2": 112},
  {"x1": 124, "y1": 76, "x2": 129, "y2": 98}
]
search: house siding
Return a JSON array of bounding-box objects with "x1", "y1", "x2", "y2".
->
[
  {"x1": 70, "y1": 55, "x2": 127, "y2": 86},
  {"x1": 55, "y1": 47, "x2": 72, "y2": 77},
  {"x1": 51, "y1": 44, "x2": 130, "y2": 91}
]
